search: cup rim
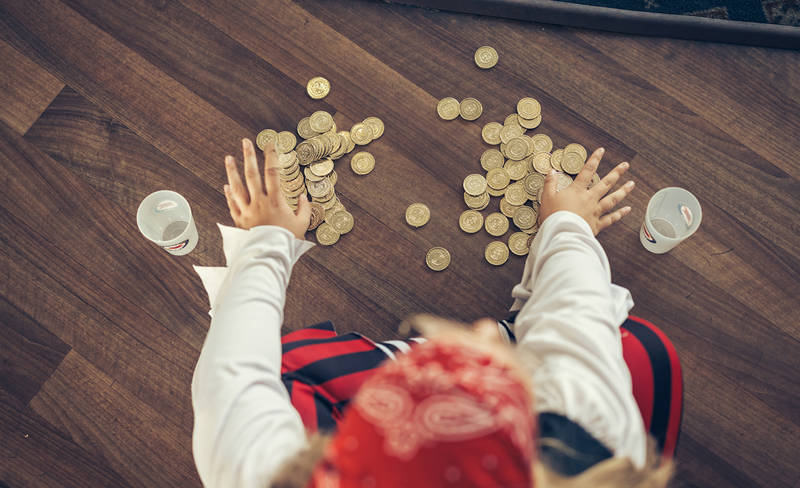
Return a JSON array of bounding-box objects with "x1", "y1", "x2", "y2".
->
[
  {"x1": 136, "y1": 190, "x2": 194, "y2": 245},
  {"x1": 644, "y1": 187, "x2": 702, "y2": 243}
]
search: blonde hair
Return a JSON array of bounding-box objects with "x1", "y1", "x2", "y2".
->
[{"x1": 270, "y1": 315, "x2": 675, "y2": 487}]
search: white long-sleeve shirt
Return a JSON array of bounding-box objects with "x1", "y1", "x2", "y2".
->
[{"x1": 191, "y1": 211, "x2": 647, "y2": 488}]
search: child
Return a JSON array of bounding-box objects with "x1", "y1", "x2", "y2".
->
[{"x1": 191, "y1": 140, "x2": 681, "y2": 487}]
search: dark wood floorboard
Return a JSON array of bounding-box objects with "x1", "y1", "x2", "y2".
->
[{"x1": 0, "y1": 0, "x2": 798, "y2": 487}]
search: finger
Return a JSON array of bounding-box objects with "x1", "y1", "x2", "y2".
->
[
  {"x1": 263, "y1": 141, "x2": 282, "y2": 205},
  {"x1": 223, "y1": 184, "x2": 241, "y2": 217},
  {"x1": 599, "y1": 180, "x2": 635, "y2": 214},
  {"x1": 295, "y1": 193, "x2": 312, "y2": 229},
  {"x1": 591, "y1": 161, "x2": 629, "y2": 198},
  {"x1": 225, "y1": 155, "x2": 249, "y2": 206},
  {"x1": 242, "y1": 138, "x2": 264, "y2": 198},
  {"x1": 542, "y1": 169, "x2": 558, "y2": 201},
  {"x1": 597, "y1": 206, "x2": 632, "y2": 233},
  {"x1": 573, "y1": 147, "x2": 604, "y2": 188}
]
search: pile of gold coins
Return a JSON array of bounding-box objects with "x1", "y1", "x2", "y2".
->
[
  {"x1": 432, "y1": 91, "x2": 592, "y2": 269},
  {"x1": 255, "y1": 80, "x2": 383, "y2": 246}
]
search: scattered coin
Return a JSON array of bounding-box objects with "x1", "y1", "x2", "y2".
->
[
  {"x1": 504, "y1": 159, "x2": 528, "y2": 181},
  {"x1": 474, "y1": 46, "x2": 499, "y2": 69},
  {"x1": 523, "y1": 173, "x2": 546, "y2": 196},
  {"x1": 531, "y1": 134, "x2": 553, "y2": 154},
  {"x1": 517, "y1": 98, "x2": 541, "y2": 120},
  {"x1": 500, "y1": 123, "x2": 524, "y2": 144},
  {"x1": 309, "y1": 111, "x2": 334, "y2": 133},
  {"x1": 485, "y1": 241, "x2": 509, "y2": 266},
  {"x1": 464, "y1": 191, "x2": 490, "y2": 210},
  {"x1": 351, "y1": 152, "x2": 375, "y2": 175},
  {"x1": 550, "y1": 148, "x2": 564, "y2": 171},
  {"x1": 362, "y1": 117, "x2": 384, "y2": 139},
  {"x1": 532, "y1": 153, "x2": 552, "y2": 174},
  {"x1": 562, "y1": 151, "x2": 585, "y2": 175},
  {"x1": 406, "y1": 203, "x2": 431, "y2": 227},
  {"x1": 499, "y1": 197, "x2": 521, "y2": 218},
  {"x1": 556, "y1": 173, "x2": 573, "y2": 191},
  {"x1": 505, "y1": 137, "x2": 529, "y2": 161},
  {"x1": 328, "y1": 210, "x2": 354, "y2": 234},
  {"x1": 307, "y1": 76, "x2": 330, "y2": 99},
  {"x1": 459, "y1": 98, "x2": 483, "y2": 121},
  {"x1": 486, "y1": 168, "x2": 510, "y2": 190},
  {"x1": 459, "y1": 210, "x2": 484, "y2": 233},
  {"x1": 505, "y1": 182, "x2": 528, "y2": 205},
  {"x1": 316, "y1": 222, "x2": 340, "y2": 246},
  {"x1": 256, "y1": 129, "x2": 278, "y2": 150},
  {"x1": 463, "y1": 173, "x2": 488, "y2": 196},
  {"x1": 437, "y1": 97, "x2": 460, "y2": 120},
  {"x1": 564, "y1": 143, "x2": 588, "y2": 161},
  {"x1": 310, "y1": 158, "x2": 334, "y2": 177},
  {"x1": 480, "y1": 149, "x2": 505, "y2": 171},
  {"x1": 508, "y1": 232, "x2": 530, "y2": 256},
  {"x1": 426, "y1": 247, "x2": 451, "y2": 271},
  {"x1": 482, "y1": 122, "x2": 503, "y2": 145},
  {"x1": 308, "y1": 203, "x2": 325, "y2": 230},
  {"x1": 512, "y1": 205, "x2": 537, "y2": 230},
  {"x1": 350, "y1": 123, "x2": 373, "y2": 145},
  {"x1": 485, "y1": 212, "x2": 509, "y2": 237},
  {"x1": 518, "y1": 115, "x2": 541, "y2": 129}
]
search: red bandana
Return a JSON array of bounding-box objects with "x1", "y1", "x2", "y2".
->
[{"x1": 308, "y1": 340, "x2": 537, "y2": 487}]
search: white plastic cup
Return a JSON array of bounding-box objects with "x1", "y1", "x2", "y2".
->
[
  {"x1": 640, "y1": 187, "x2": 702, "y2": 254},
  {"x1": 136, "y1": 190, "x2": 198, "y2": 256}
]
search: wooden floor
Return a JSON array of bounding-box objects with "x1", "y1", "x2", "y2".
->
[{"x1": 1, "y1": 1, "x2": 798, "y2": 487}]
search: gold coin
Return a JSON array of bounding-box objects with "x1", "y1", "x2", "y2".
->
[
  {"x1": 405, "y1": 203, "x2": 431, "y2": 228},
  {"x1": 564, "y1": 143, "x2": 588, "y2": 161},
  {"x1": 512, "y1": 205, "x2": 537, "y2": 230},
  {"x1": 297, "y1": 117, "x2": 317, "y2": 139},
  {"x1": 531, "y1": 133, "x2": 553, "y2": 154},
  {"x1": 459, "y1": 98, "x2": 483, "y2": 121},
  {"x1": 309, "y1": 111, "x2": 334, "y2": 133},
  {"x1": 307, "y1": 178, "x2": 333, "y2": 198},
  {"x1": 517, "y1": 98, "x2": 541, "y2": 119},
  {"x1": 328, "y1": 170, "x2": 338, "y2": 186},
  {"x1": 484, "y1": 212, "x2": 509, "y2": 237},
  {"x1": 463, "y1": 173, "x2": 487, "y2": 196},
  {"x1": 480, "y1": 149, "x2": 505, "y2": 171},
  {"x1": 256, "y1": 129, "x2": 277, "y2": 151},
  {"x1": 316, "y1": 222, "x2": 340, "y2": 246},
  {"x1": 505, "y1": 182, "x2": 528, "y2": 206},
  {"x1": 350, "y1": 123, "x2": 373, "y2": 145},
  {"x1": 351, "y1": 151, "x2": 375, "y2": 175},
  {"x1": 499, "y1": 197, "x2": 521, "y2": 218},
  {"x1": 474, "y1": 45, "x2": 498, "y2": 69},
  {"x1": 508, "y1": 232, "x2": 530, "y2": 256},
  {"x1": 437, "y1": 97, "x2": 460, "y2": 120},
  {"x1": 505, "y1": 137, "x2": 529, "y2": 161},
  {"x1": 426, "y1": 247, "x2": 451, "y2": 271},
  {"x1": 362, "y1": 116, "x2": 384, "y2": 139},
  {"x1": 459, "y1": 210, "x2": 484, "y2": 233},
  {"x1": 532, "y1": 153, "x2": 552, "y2": 174},
  {"x1": 308, "y1": 202, "x2": 326, "y2": 231},
  {"x1": 485, "y1": 241, "x2": 509, "y2": 266},
  {"x1": 310, "y1": 158, "x2": 334, "y2": 177},
  {"x1": 518, "y1": 114, "x2": 541, "y2": 129},
  {"x1": 304, "y1": 166, "x2": 324, "y2": 182},
  {"x1": 307, "y1": 76, "x2": 330, "y2": 99},
  {"x1": 557, "y1": 173, "x2": 573, "y2": 191},
  {"x1": 481, "y1": 122, "x2": 503, "y2": 145},
  {"x1": 550, "y1": 148, "x2": 564, "y2": 171},
  {"x1": 504, "y1": 114, "x2": 521, "y2": 127},
  {"x1": 464, "y1": 191, "x2": 490, "y2": 210},
  {"x1": 523, "y1": 173, "x2": 546, "y2": 197},
  {"x1": 504, "y1": 159, "x2": 528, "y2": 181},
  {"x1": 487, "y1": 186, "x2": 506, "y2": 197},
  {"x1": 329, "y1": 210, "x2": 354, "y2": 234},
  {"x1": 562, "y1": 151, "x2": 585, "y2": 175},
  {"x1": 486, "y1": 168, "x2": 510, "y2": 190},
  {"x1": 522, "y1": 223, "x2": 539, "y2": 235},
  {"x1": 276, "y1": 131, "x2": 297, "y2": 153},
  {"x1": 499, "y1": 123, "x2": 524, "y2": 144}
]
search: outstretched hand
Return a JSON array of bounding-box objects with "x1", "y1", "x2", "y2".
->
[
  {"x1": 223, "y1": 138, "x2": 311, "y2": 238},
  {"x1": 538, "y1": 147, "x2": 634, "y2": 235}
]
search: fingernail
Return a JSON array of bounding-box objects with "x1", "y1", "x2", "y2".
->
[
  {"x1": 598, "y1": 147, "x2": 605, "y2": 154},
  {"x1": 626, "y1": 180, "x2": 635, "y2": 188},
  {"x1": 622, "y1": 161, "x2": 629, "y2": 169}
]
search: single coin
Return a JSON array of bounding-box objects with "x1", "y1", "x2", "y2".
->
[
  {"x1": 505, "y1": 137, "x2": 529, "y2": 161},
  {"x1": 499, "y1": 197, "x2": 521, "y2": 218},
  {"x1": 350, "y1": 123, "x2": 373, "y2": 145},
  {"x1": 474, "y1": 46, "x2": 499, "y2": 69},
  {"x1": 307, "y1": 76, "x2": 330, "y2": 99},
  {"x1": 480, "y1": 149, "x2": 505, "y2": 171},
  {"x1": 459, "y1": 210, "x2": 484, "y2": 233},
  {"x1": 328, "y1": 170, "x2": 338, "y2": 186},
  {"x1": 485, "y1": 212, "x2": 510, "y2": 237},
  {"x1": 500, "y1": 123, "x2": 524, "y2": 144},
  {"x1": 329, "y1": 210, "x2": 354, "y2": 234},
  {"x1": 550, "y1": 148, "x2": 564, "y2": 171},
  {"x1": 324, "y1": 199, "x2": 345, "y2": 218},
  {"x1": 517, "y1": 98, "x2": 541, "y2": 120},
  {"x1": 564, "y1": 143, "x2": 588, "y2": 161},
  {"x1": 256, "y1": 129, "x2": 278, "y2": 151},
  {"x1": 557, "y1": 173, "x2": 573, "y2": 191},
  {"x1": 505, "y1": 182, "x2": 528, "y2": 206},
  {"x1": 278, "y1": 151, "x2": 299, "y2": 169},
  {"x1": 437, "y1": 97, "x2": 460, "y2": 120},
  {"x1": 504, "y1": 159, "x2": 527, "y2": 181},
  {"x1": 486, "y1": 168, "x2": 510, "y2": 190},
  {"x1": 562, "y1": 151, "x2": 584, "y2": 175},
  {"x1": 351, "y1": 151, "x2": 376, "y2": 175},
  {"x1": 523, "y1": 135, "x2": 536, "y2": 157},
  {"x1": 532, "y1": 153, "x2": 552, "y2": 174},
  {"x1": 310, "y1": 158, "x2": 334, "y2": 177},
  {"x1": 315, "y1": 222, "x2": 340, "y2": 246},
  {"x1": 482, "y1": 122, "x2": 503, "y2": 145},
  {"x1": 405, "y1": 203, "x2": 431, "y2": 227},
  {"x1": 531, "y1": 133, "x2": 553, "y2": 154},
  {"x1": 308, "y1": 202, "x2": 326, "y2": 231},
  {"x1": 276, "y1": 131, "x2": 297, "y2": 153},
  {"x1": 463, "y1": 173, "x2": 487, "y2": 196},
  {"x1": 523, "y1": 173, "x2": 546, "y2": 197},
  {"x1": 504, "y1": 114, "x2": 522, "y2": 128},
  {"x1": 512, "y1": 205, "x2": 537, "y2": 230},
  {"x1": 459, "y1": 98, "x2": 483, "y2": 121},
  {"x1": 297, "y1": 117, "x2": 317, "y2": 139},
  {"x1": 518, "y1": 114, "x2": 541, "y2": 129},
  {"x1": 362, "y1": 116, "x2": 384, "y2": 139},
  {"x1": 426, "y1": 247, "x2": 451, "y2": 271},
  {"x1": 309, "y1": 111, "x2": 334, "y2": 133},
  {"x1": 307, "y1": 178, "x2": 333, "y2": 198},
  {"x1": 508, "y1": 232, "x2": 530, "y2": 256},
  {"x1": 485, "y1": 241, "x2": 509, "y2": 266},
  {"x1": 464, "y1": 191, "x2": 490, "y2": 210}
]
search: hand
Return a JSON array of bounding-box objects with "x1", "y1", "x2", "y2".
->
[
  {"x1": 223, "y1": 138, "x2": 311, "y2": 238},
  {"x1": 537, "y1": 147, "x2": 634, "y2": 235}
]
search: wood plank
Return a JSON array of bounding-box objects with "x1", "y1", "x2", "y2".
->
[
  {"x1": 0, "y1": 389, "x2": 130, "y2": 488},
  {"x1": 0, "y1": 296, "x2": 70, "y2": 406},
  {"x1": 29, "y1": 350, "x2": 201, "y2": 488},
  {"x1": 0, "y1": 38, "x2": 63, "y2": 135}
]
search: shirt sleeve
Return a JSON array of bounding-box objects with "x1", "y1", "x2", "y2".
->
[
  {"x1": 191, "y1": 224, "x2": 315, "y2": 488},
  {"x1": 509, "y1": 211, "x2": 647, "y2": 469}
]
